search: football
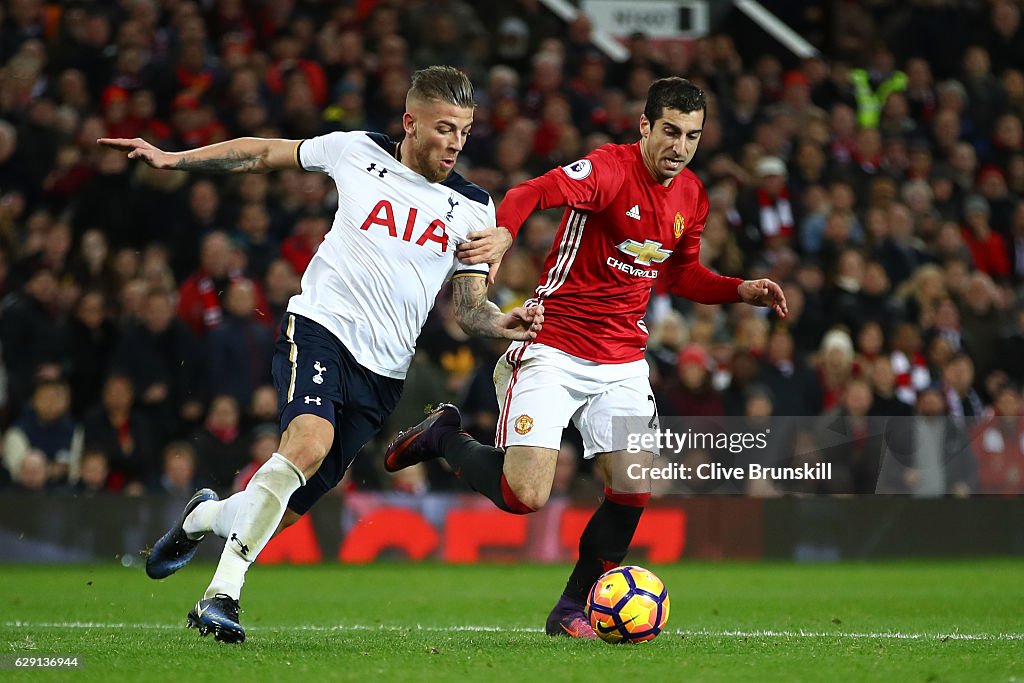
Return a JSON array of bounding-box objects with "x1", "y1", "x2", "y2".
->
[{"x1": 586, "y1": 565, "x2": 670, "y2": 643}]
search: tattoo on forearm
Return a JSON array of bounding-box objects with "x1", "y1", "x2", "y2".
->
[
  {"x1": 452, "y1": 277, "x2": 505, "y2": 338},
  {"x1": 172, "y1": 149, "x2": 264, "y2": 173}
]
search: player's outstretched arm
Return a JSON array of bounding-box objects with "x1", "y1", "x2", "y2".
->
[
  {"x1": 96, "y1": 136, "x2": 302, "y2": 174},
  {"x1": 451, "y1": 275, "x2": 543, "y2": 341},
  {"x1": 738, "y1": 278, "x2": 788, "y2": 318}
]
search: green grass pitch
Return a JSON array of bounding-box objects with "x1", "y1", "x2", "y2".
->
[{"x1": 1, "y1": 560, "x2": 1022, "y2": 682}]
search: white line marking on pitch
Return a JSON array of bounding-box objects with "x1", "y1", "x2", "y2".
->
[{"x1": 4, "y1": 622, "x2": 1023, "y2": 641}]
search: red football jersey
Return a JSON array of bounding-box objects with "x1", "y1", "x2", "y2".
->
[{"x1": 499, "y1": 143, "x2": 742, "y2": 364}]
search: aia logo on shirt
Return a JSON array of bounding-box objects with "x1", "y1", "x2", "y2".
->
[
  {"x1": 562, "y1": 159, "x2": 592, "y2": 181},
  {"x1": 358, "y1": 199, "x2": 449, "y2": 251}
]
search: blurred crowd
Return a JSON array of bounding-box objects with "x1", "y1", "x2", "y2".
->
[{"x1": 1, "y1": 0, "x2": 1023, "y2": 500}]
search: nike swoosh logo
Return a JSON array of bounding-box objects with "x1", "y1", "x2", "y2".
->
[
  {"x1": 596, "y1": 614, "x2": 638, "y2": 634},
  {"x1": 196, "y1": 603, "x2": 208, "y2": 619}
]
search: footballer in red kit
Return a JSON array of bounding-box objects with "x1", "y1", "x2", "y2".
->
[
  {"x1": 386, "y1": 77, "x2": 787, "y2": 639},
  {"x1": 498, "y1": 140, "x2": 745, "y2": 364}
]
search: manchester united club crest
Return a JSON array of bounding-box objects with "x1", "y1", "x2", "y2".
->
[
  {"x1": 514, "y1": 414, "x2": 534, "y2": 435},
  {"x1": 673, "y1": 212, "x2": 685, "y2": 239}
]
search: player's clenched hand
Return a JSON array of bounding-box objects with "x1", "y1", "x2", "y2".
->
[
  {"x1": 738, "y1": 278, "x2": 788, "y2": 318},
  {"x1": 457, "y1": 226, "x2": 513, "y2": 285},
  {"x1": 498, "y1": 303, "x2": 544, "y2": 341},
  {"x1": 96, "y1": 137, "x2": 176, "y2": 169}
]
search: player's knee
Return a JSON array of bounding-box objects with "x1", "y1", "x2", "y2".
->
[
  {"x1": 518, "y1": 489, "x2": 549, "y2": 511},
  {"x1": 507, "y1": 478, "x2": 549, "y2": 512},
  {"x1": 278, "y1": 416, "x2": 333, "y2": 476}
]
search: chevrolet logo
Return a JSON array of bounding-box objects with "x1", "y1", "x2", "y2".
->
[{"x1": 615, "y1": 239, "x2": 673, "y2": 266}]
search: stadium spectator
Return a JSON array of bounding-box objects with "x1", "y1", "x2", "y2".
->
[
  {"x1": 204, "y1": 278, "x2": 275, "y2": 410},
  {"x1": 82, "y1": 373, "x2": 158, "y2": 494},
  {"x1": 890, "y1": 321, "x2": 932, "y2": 406},
  {"x1": 11, "y1": 449, "x2": 50, "y2": 494},
  {"x1": 801, "y1": 179, "x2": 863, "y2": 256},
  {"x1": 858, "y1": 260, "x2": 902, "y2": 330},
  {"x1": 68, "y1": 228, "x2": 121, "y2": 303},
  {"x1": 232, "y1": 423, "x2": 278, "y2": 493},
  {"x1": 278, "y1": 209, "x2": 329, "y2": 276},
  {"x1": 854, "y1": 320, "x2": 886, "y2": 370},
  {"x1": 927, "y1": 298, "x2": 963, "y2": 354},
  {"x1": 646, "y1": 309, "x2": 689, "y2": 382},
  {"x1": 942, "y1": 353, "x2": 985, "y2": 421},
  {"x1": 788, "y1": 262, "x2": 831, "y2": 355},
  {"x1": 113, "y1": 288, "x2": 205, "y2": 441},
  {"x1": 259, "y1": 255, "x2": 298, "y2": 329},
  {"x1": 867, "y1": 355, "x2": 913, "y2": 417},
  {"x1": 815, "y1": 328, "x2": 856, "y2": 412},
  {"x1": 814, "y1": 378, "x2": 886, "y2": 494},
  {"x1": 981, "y1": 0, "x2": 1024, "y2": 74},
  {"x1": 976, "y1": 164, "x2": 1015, "y2": 229},
  {"x1": 759, "y1": 327, "x2": 822, "y2": 416},
  {"x1": 73, "y1": 146, "x2": 144, "y2": 250},
  {"x1": 960, "y1": 272, "x2": 1003, "y2": 379},
  {"x1": 661, "y1": 343, "x2": 723, "y2": 418},
  {"x1": 972, "y1": 383, "x2": 1024, "y2": 495},
  {"x1": 191, "y1": 394, "x2": 249, "y2": 494},
  {"x1": 68, "y1": 448, "x2": 112, "y2": 496},
  {"x1": 0, "y1": 267, "x2": 71, "y2": 417},
  {"x1": 828, "y1": 248, "x2": 867, "y2": 331},
  {"x1": 961, "y1": 195, "x2": 1011, "y2": 279},
  {"x1": 177, "y1": 231, "x2": 270, "y2": 337},
  {"x1": 154, "y1": 441, "x2": 199, "y2": 498},
  {"x1": 2, "y1": 379, "x2": 81, "y2": 487},
  {"x1": 245, "y1": 385, "x2": 279, "y2": 430},
  {"x1": 68, "y1": 289, "x2": 118, "y2": 418},
  {"x1": 877, "y1": 383, "x2": 977, "y2": 496},
  {"x1": 898, "y1": 264, "x2": 948, "y2": 327},
  {"x1": 232, "y1": 203, "x2": 277, "y2": 282},
  {"x1": 737, "y1": 155, "x2": 794, "y2": 253}
]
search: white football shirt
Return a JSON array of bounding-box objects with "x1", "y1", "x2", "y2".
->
[{"x1": 289, "y1": 131, "x2": 493, "y2": 379}]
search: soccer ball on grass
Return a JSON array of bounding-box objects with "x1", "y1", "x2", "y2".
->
[{"x1": 585, "y1": 565, "x2": 670, "y2": 643}]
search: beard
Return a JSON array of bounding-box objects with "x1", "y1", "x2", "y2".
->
[{"x1": 411, "y1": 146, "x2": 452, "y2": 183}]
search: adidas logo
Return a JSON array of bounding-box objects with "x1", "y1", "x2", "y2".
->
[{"x1": 625, "y1": 204, "x2": 641, "y2": 220}]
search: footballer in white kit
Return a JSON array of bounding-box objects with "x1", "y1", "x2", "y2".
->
[
  {"x1": 102, "y1": 66, "x2": 542, "y2": 644},
  {"x1": 277, "y1": 129, "x2": 495, "y2": 513}
]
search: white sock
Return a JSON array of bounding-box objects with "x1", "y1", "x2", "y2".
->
[
  {"x1": 182, "y1": 493, "x2": 250, "y2": 540},
  {"x1": 183, "y1": 499, "x2": 219, "y2": 539},
  {"x1": 204, "y1": 453, "x2": 305, "y2": 600}
]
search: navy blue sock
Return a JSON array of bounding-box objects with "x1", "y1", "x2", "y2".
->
[{"x1": 440, "y1": 432, "x2": 533, "y2": 514}]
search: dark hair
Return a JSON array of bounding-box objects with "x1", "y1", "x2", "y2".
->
[
  {"x1": 163, "y1": 440, "x2": 196, "y2": 462},
  {"x1": 408, "y1": 66, "x2": 475, "y2": 109},
  {"x1": 994, "y1": 381, "x2": 1020, "y2": 395},
  {"x1": 643, "y1": 77, "x2": 705, "y2": 123},
  {"x1": 34, "y1": 378, "x2": 68, "y2": 393}
]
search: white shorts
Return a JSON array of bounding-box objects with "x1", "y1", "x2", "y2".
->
[{"x1": 493, "y1": 342, "x2": 659, "y2": 458}]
